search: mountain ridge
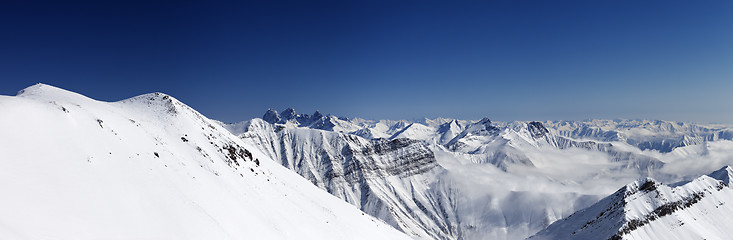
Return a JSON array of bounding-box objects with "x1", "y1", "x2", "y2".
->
[
  {"x1": 0, "y1": 84, "x2": 410, "y2": 240},
  {"x1": 530, "y1": 166, "x2": 733, "y2": 240}
]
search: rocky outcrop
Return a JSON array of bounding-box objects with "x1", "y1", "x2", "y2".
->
[
  {"x1": 262, "y1": 108, "x2": 281, "y2": 124},
  {"x1": 527, "y1": 121, "x2": 549, "y2": 138}
]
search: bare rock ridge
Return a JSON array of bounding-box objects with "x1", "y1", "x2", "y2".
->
[
  {"x1": 527, "y1": 121, "x2": 549, "y2": 138},
  {"x1": 262, "y1": 107, "x2": 327, "y2": 127}
]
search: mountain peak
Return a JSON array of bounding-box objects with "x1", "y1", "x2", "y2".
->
[
  {"x1": 263, "y1": 108, "x2": 281, "y2": 124},
  {"x1": 312, "y1": 110, "x2": 323, "y2": 119},
  {"x1": 16, "y1": 83, "x2": 92, "y2": 103},
  {"x1": 281, "y1": 108, "x2": 297, "y2": 120},
  {"x1": 527, "y1": 121, "x2": 549, "y2": 138},
  {"x1": 625, "y1": 177, "x2": 659, "y2": 195},
  {"x1": 115, "y1": 92, "x2": 196, "y2": 118},
  {"x1": 469, "y1": 117, "x2": 499, "y2": 134},
  {"x1": 118, "y1": 92, "x2": 182, "y2": 106},
  {"x1": 477, "y1": 117, "x2": 492, "y2": 125},
  {"x1": 16, "y1": 83, "x2": 55, "y2": 95},
  {"x1": 261, "y1": 108, "x2": 331, "y2": 126}
]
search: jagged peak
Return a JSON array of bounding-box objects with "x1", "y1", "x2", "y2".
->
[
  {"x1": 261, "y1": 107, "x2": 341, "y2": 126},
  {"x1": 477, "y1": 117, "x2": 492, "y2": 125},
  {"x1": 463, "y1": 117, "x2": 499, "y2": 134},
  {"x1": 263, "y1": 108, "x2": 282, "y2": 124},
  {"x1": 527, "y1": 121, "x2": 549, "y2": 138},
  {"x1": 281, "y1": 107, "x2": 297, "y2": 120},
  {"x1": 312, "y1": 110, "x2": 323, "y2": 119},
  {"x1": 436, "y1": 119, "x2": 461, "y2": 134},
  {"x1": 619, "y1": 177, "x2": 661, "y2": 197}
]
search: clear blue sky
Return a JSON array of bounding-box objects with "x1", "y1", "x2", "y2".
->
[{"x1": 2, "y1": 1, "x2": 732, "y2": 123}]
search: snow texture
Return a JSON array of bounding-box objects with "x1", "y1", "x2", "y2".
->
[{"x1": 0, "y1": 84, "x2": 410, "y2": 240}]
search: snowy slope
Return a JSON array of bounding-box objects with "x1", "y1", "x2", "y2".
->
[
  {"x1": 530, "y1": 166, "x2": 733, "y2": 240},
  {"x1": 0, "y1": 84, "x2": 409, "y2": 240}
]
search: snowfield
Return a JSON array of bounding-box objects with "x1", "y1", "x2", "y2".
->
[{"x1": 0, "y1": 84, "x2": 410, "y2": 240}]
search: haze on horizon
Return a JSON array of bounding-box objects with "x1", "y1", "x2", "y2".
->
[{"x1": 1, "y1": 1, "x2": 732, "y2": 124}]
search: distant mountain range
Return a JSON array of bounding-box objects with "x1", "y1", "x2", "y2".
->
[{"x1": 221, "y1": 108, "x2": 733, "y2": 239}]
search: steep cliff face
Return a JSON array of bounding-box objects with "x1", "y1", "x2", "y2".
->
[
  {"x1": 234, "y1": 119, "x2": 438, "y2": 181},
  {"x1": 233, "y1": 119, "x2": 459, "y2": 239}
]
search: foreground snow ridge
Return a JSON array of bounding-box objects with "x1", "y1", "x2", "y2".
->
[
  {"x1": 0, "y1": 84, "x2": 409, "y2": 240},
  {"x1": 530, "y1": 166, "x2": 733, "y2": 240}
]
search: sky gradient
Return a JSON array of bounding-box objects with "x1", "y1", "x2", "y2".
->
[{"x1": 2, "y1": 1, "x2": 732, "y2": 123}]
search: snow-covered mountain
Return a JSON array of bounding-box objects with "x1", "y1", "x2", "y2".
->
[
  {"x1": 223, "y1": 108, "x2": 733, "y2": 240},
  {"x1": 545, "y1": 119, "x2": 733, "y2": 153},
  {"x1": 530, "y1": 166, "x2": 733, "y2": 240},
  {"x1": 0, "y1": 84, "x2": 410, "y2": 240},
  {"x1": 227, "y1": 118, "x2": 450, "y2": 239}
]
